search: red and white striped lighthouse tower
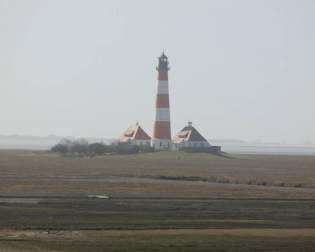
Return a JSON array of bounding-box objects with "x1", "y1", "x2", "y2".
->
[{"x1": 151, "y1": 53, "x2": 172, "y2": 150}]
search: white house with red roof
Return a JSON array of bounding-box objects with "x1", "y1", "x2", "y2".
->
[{"x1": 173, "y1": 122, "x2": 211, "y2": 150}]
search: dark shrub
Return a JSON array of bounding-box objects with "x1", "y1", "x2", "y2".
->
[
  {"x1": 115, "y1": 143, "x2": 140, "y2": 154},
  {"x1": 89, "y1": 142, "x2": 108, "y2": 155},
  {"x1": 70, "y1": 140, "x2": 89, "y2": 154},
  {"x1": 138, "y1": 145, "x2": 155, "y2": 153},
  {"x1": 51, "y1": 143, "x2": 68, "y2": 154}
]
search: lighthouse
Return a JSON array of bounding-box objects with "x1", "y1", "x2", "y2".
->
[{"x1": 151, "y1": 53, "x2": 172, "y2": 150}]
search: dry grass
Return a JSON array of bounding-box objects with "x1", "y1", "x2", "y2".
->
[
  {"x1": 1, "y1": 229, "x2": 315, "y2": 252},
  {"x1": 1, "y1": 150, "x2": 315, "y2": 251},
  {"x1": 0, "y1": 150, "x2": 315, "y2": 198},
  {"x1": 2, "y1": 228, "x2": 315, "y2": 239}
]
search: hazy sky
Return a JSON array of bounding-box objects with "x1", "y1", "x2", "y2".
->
[{"x1": 1, "y1": 0, "x2": 314, "y2": 143}]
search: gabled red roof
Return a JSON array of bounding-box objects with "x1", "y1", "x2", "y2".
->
[
  {"x1": 173, "y1": 122, "x2": 209, "y2": 144},
  {"x1": 120, "y1": 123, "x2": 151, "y2": 142}
]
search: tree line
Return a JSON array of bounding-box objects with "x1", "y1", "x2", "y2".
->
[{"x1": 51, "y1": 139, "x2": 154, "y2": 156}]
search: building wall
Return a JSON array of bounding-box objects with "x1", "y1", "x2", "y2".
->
[
  {"x1": 120, "y1": 139, "x2": 151, "y2": 146},
  {"x1": 174, "y1": 141, "x2": 211, "y2": 150},
  {"x1": 129, "y1": 139, "x2": 151, "y2": 146},
  {"x1": 151, "y1": 139, "x2": 173, "y2": 150}
]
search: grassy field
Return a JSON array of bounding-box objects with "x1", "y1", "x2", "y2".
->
[
  {"x1": 0, "y1": 150, "x2": 315, "y2": 251},
  {"x1": 1, "y1": 150, "x2": 315, "y2": 198},
  {"x1": 2, "y1": 229, "x2": 315, "y2": 252}
]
